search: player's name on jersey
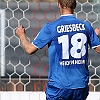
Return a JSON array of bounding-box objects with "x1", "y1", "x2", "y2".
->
[
  {"x1": 59, "y1": 60, "x2": 85, "y2": 66},
  {"x1": 57, "y1": 23, "x2": 85, "y2": 33}
]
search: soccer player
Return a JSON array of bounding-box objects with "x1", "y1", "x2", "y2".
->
[{"x1": 16, "y1": 0, "x2": 100, "y2": 100}]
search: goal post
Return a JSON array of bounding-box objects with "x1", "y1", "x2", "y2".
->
[{"x1": 0, "y1": 9, "x2": 5, "y2": 77}]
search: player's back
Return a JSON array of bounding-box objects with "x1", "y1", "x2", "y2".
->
[{"x1": 47, "y1": 15, "x2": 91, "y2": 89}]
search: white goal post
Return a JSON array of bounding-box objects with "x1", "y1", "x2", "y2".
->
[{"x1": 0, "y1": 9, "x2": 5, "y2": 76}]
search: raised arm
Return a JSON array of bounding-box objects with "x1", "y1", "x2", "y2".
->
[
  {"x1": 94, "y1": 28, "x2": 100, "y2": 54},
  {"x1": 16, "y1": 25, "x2": 38, "y2": 55},
  {"x1": 95, "y1": 28, "x2": 100, "y2": 37}
]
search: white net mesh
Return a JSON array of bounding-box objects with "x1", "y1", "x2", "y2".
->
[{"x1": 0, "y1": 0, "x2": 100, "y2": 92}]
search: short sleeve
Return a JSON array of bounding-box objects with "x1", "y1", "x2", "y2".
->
[
  {"x1": 87, "y1": 23, "x2": 100, "y2": 48},
  {"x1": 32, "y1": 23, "x2": 51, "y2": 49}
]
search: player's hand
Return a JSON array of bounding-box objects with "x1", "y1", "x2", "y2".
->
[
  {"x1": 95, "y1": 28, "x2": 100, "y2": 38},
  {"x1": 16, "y1": 25, "x2": 26, "y2": 38}
]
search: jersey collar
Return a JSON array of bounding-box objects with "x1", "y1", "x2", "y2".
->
[{"x1": 60, "y1": 14, "x2": 73, "y2": 17}]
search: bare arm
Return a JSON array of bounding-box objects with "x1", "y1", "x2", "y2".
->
[
  {"x1": 94, "y1": 28, "x2": 100, "y2": 54},
  {"x1": 95, "y1": 28, "x2": 100, "y2": 38},
  {"x1": 16, "y1": 26, "x2": 38, "y2": 55},
  {"x1": 94, "y1": 46, "x2": 100, "y2": 54}
]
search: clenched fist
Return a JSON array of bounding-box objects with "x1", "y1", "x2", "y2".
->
[{"x1": 16, "y1": 25, "x2": 26, "y2": 39}]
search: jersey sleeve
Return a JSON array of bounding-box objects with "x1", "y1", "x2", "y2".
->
[
  {"x1": 87, "y1": 23, "x2": 100, "y2": 49},
  {"x1": 32, "y1": 23, "x2": 51, "y2": 49}
]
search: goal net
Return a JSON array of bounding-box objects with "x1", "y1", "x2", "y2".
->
[{"x1": 0, "y1": 0, "x2": 100, "y2": 93}]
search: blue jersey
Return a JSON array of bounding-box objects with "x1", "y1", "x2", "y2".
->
[{"x1": 32, "y1": 15, "x2": 100, "y2": 89}]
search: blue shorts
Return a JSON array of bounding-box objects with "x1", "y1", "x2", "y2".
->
[{"x1": 45, "y1": 85, "x2": 89, "y2": 100}]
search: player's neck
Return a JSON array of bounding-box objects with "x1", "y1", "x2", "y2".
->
[
  {"x1": 60, "y1": 8, "x2": 74, "y2": 15},
  {"x1": 61, "y1": 11, "x2": 73, "y2": 15}
]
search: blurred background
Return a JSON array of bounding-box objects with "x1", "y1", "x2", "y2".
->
[{"x1": 0, "y1": 0, "x2": 100, "y2": 92}]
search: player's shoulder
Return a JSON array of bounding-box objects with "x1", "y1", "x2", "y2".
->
[
  {"x1": 83, "y1": 21, "x2": 92, "y2": 30},
  {"x1": 76, "y1": 18, "x2": 93, "y2": 32},
  {"x1": 77, "y1": 18, "x2": 91, "y2": 27}
]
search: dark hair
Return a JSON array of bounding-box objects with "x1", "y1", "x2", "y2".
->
[{"x1": 58, "y1": 0, "x2": 76, "y2": 10}]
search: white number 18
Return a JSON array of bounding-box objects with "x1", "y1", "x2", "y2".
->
[{"x1": 58, "y1": 33, "x2": 87, "y2": 59}]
